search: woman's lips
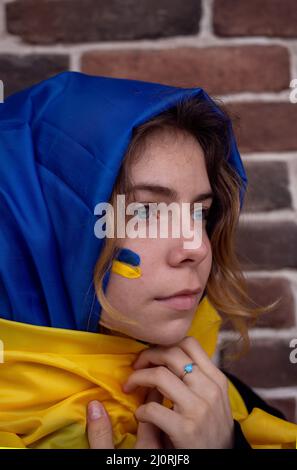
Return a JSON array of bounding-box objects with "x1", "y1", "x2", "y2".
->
[{"x1": 155, "y1": 294, "x2": 198, "y2": 311}]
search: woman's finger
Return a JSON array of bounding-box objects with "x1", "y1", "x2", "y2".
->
[
  {"x1": 87, "y1": 400, "x2": 114, "y2": 449},
  {"x1": 178, "y1": 336, "x2": 231, "y2": 414},
  {"x1": 132, "y1": 339, "x2": 231, "y2": 420},
  {"x1": 123, "y1": 366, "x2": 197, "y2": 414},
  {"x1": 132, "y1": 346, "x2": 193, "y2": 380},
  {"x1": 178, "y1": 336, "x2": 226, "y2": 387},
  {"x1": 135, "y1": 399, "x2": 183, "y2": 442},
  {"x1": 134, "y1": 388, "x2": 163, "y2": 449},
  {"x1": 132, "y1": 346, "x2": 209, "y2": 401},
  {"x1": 133, "y1": 338, "x2": 225, "y2": 391}
]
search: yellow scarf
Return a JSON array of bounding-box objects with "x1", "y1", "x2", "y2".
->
[{"x1": 0, "y1": 297, "x2": 296, "y2": 449}]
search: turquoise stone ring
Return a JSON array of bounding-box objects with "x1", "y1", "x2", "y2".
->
[{"x1": 181, "y1": 362, "x2": 196, "y2": 380}]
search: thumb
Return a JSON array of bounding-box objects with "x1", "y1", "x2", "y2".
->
[{"x1": 87, "y1": 400, "x2": 114, "y2": 449}]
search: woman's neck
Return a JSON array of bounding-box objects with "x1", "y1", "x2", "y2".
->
[
  {"x1": 99, "y1": 324, "x2": 129, "y2": 338},
  {"x1": 99, "y1": 324, "x2": 149, "y2": 345}
]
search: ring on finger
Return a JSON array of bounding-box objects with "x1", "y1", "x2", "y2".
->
[{"x1": 181, "y1": 362, "x2": 198, "y2": 381}]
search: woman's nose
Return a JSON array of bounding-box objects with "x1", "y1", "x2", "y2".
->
[{"x1": 167, "y1": 234, "x2": 210, "y2": 267}]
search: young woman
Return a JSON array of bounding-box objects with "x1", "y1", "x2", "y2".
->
[{"x1": 0, "y1": 71, "x2": 296, "y2": 449}]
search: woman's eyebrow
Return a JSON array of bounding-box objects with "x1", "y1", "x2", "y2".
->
[{"x1": 130, "y1": 183, "x2": 214, "y2": 203}]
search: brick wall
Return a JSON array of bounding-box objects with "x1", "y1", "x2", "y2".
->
[{"x1": 1, "y1": 0, "x2": 297, "y2": 422}]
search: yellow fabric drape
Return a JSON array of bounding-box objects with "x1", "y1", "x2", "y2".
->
[{"x1": 0, "y1": 297, "x2": 296, "y2": 448}]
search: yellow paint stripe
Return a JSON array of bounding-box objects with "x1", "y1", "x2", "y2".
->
[{"x1": 111, "y1": 260, "x2": 141, "y2": 279}]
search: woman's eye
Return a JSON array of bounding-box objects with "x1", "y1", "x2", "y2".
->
[
  {"x1": 135, "y1": 204, "x2": 156, "y2": 220},
  {"x1": 134, "y1": 205, "x2": 210, "y2": 222},
  {"x1": 192, "y1": 207, "x2": 210, "y2": 221}
]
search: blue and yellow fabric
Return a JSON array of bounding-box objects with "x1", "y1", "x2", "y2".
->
[
  {"x1": 0, "y1": 71, "x2": 247, "y2": 331},
  {"x1": 1, "y1": 297, "x2": 297, "y2": 448},
  {"x1": 0, "y1": 72, "x2": 296, "y2": 448}
]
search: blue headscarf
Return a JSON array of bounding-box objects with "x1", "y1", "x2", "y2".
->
[{"x1": 0, "y1": 71, "x2": 247, "y2": 332}]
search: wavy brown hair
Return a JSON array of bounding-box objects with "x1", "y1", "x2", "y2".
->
[{"x1": 93, "y1": 96, "x2": 280, "y2": 356}]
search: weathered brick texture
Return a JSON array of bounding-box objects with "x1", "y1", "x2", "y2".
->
[
  {"x1": 227, "y1": 103, "x2": 297, "y2": 152},
  {"x1": 243, "y1": 161, "x2": 292, "y2": 212},
  {"x1": 81, "y1": 45, "x2": 290, "y2": 94},
  {"x1": 221, "y1": 339, "x2": 297, "y2": 388},
  {"x1": 214, "y1": 0, "x2": 297, "y2": 38},
  {"x1": 236, "y1": 221, "x2": 297, "y2": 270},
  {"x1": 266, "y1": 398, "x2": 296, "y2": 423},
  {"x1": 0, "y1": 54, "x2": 69, "y2": 97},
  {"x1": 6, "y1": 0, "x2": 201, "y2": 44}
]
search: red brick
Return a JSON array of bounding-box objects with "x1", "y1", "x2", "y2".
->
[
  {"x1": 236, "y1": 221, "x2": 297, "y2": 270},
  {"x1": 243, "y1": 161, "x2": 291, "y2": 212},
  {"x1": 227, "y1": 103, "x2": 297, "y2": 152},
  {"x1": 214, "y1": 0, "x2": 297, "y2": 38},
  {"x1": 265, "y1": 397, "x2": 296, "y2": 422},
  {"x1": 221, "y1": 339, "x2": 297, "y2": 388},
  {"x1": 6, "y1": 0, "x2": 201, "y2": 44},
  {"x1": 81, "y1": 46, "x2": 290, "y2": 94},
  {"x1": 0, "y1": 54, "x2": 69, "y2": 97}
]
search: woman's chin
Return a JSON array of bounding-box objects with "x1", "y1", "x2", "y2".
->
[
  {"x1": 99, "y1": 317, "x2": 193, "y2": 346},
  {"x1": 135, "y1": 325, "x2": 191, "y2": 346}
]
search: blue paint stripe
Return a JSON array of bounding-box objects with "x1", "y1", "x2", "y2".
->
[{"x1": 115, "y1": 248, "x2": 140, "y2": 266}]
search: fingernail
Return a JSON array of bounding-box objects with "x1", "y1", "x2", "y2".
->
[{"x1": 88, "y1": 401, "x2": 103, "y2": 420}]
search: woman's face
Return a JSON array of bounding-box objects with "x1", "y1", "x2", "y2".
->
[{"x1": 100, "y1": 129, "x2": 213, "y2": 345}]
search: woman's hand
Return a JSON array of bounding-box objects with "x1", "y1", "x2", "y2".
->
[
  {"x1": 87, "y1": 388, "x2": 165, "y2": 448},
  {"x1": 122, "y1": 336, "x2": 234, "y2": 449}
]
